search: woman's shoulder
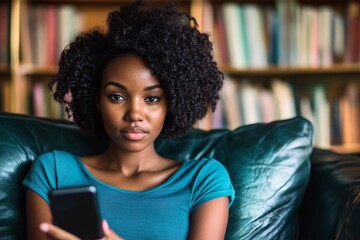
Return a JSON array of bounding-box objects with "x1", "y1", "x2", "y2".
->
[
  {"x1": 30, "y1": 150, "x2": 87, "y2": 185},
  {"x1": 185, "y1": 158, "x2": 226, "y2": 171},
  {"x1": 184, "y1": 158, "x2": 235, "y2": 211},
  {"x1": 37, "y1": 150, "x2": 76, "y2": 158},
  {"x1": 182, "y1": 158, "x2": 230, "y2": 180},
  {"x1": 34, "y1": 150, "x2": 78, "y2": 165}
]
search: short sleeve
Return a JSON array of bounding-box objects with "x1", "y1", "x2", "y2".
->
[
  {"x1": 190, "y1": 158, "x2": 235, "y2": 213},
  {"x1": 22, "y1": 152, "x2": 57, "y2": 204}
]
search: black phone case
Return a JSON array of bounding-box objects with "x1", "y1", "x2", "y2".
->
[{"x1": 49, "y1": 186, "x2": 104, "y2": 239}]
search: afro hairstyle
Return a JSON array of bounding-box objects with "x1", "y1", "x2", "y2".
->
[{"x1": 48, "y1": 0, "x2": 224, "y2": 138}]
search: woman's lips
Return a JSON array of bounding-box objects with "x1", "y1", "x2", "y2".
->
[{"x1": 120, "y1": 127, "x2": 148, "y2": 141}]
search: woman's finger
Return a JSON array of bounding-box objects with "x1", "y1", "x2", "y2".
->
[
  {"x1": 40, "y1": 222, "x2": 80, "y2": 240},
  {"x1": 102, "y1": 220, "x2": 124, "y2": 240}
]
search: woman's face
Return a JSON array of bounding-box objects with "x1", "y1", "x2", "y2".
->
[{"x1": 98, "y1": 54, "x2": 168, "y2": 152}]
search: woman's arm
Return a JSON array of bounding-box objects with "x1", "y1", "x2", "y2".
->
[
  {"x1": 26, "y1": 189, "x2": 52, "y2": 240},
  {"x1": 26, "y1": 188, "x2": 123, "y2": 240},
  {"x1": 188, "y1": 197, "x2": 230, "y2": 240}
]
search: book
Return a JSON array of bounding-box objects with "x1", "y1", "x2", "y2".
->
[
  {"x1": 332, "y1": 10, "x2": 346, "y2": 62},
  {"x1": 20, "y1": 0, "x2": 33, "y2": 65},
  {"x1": 0, "y1": 2, "x2": 9, "y2": 67},
  {"x1": 276, "y1": 0, "x2": 292, "y2": 66},
  {"x1": 330, "y1": 97, "x2": 342, "y2": 145},
  {"x1": 46, "y1": 6, "x2": 57, "y2": 66},
  {"x1": 238, "y1": 80, "x2": 261, "y2": 125},
  {"x1": 32, "y1": 82, "x2": 46, "y2": 117},
  {"x1": 341, "y1": 81, "x2": 360, "y2": 145},
  {"x1": 33, "y1": 5, "x2": 47, "y2": 67},
  {"x1": 326, "y1": 80, "x2": 342, "y2": 145},
  {"x1": 297, "y1": 6, "x2": 311, "y2": 67},
  {"x1": 221, "y1": 3, "x2": 248, "y2": 68},
  {"x1": 271, "y1": 79, "x2": 296, "y2": 120},
  {"x1": 309, "y1": 7, "x2": 320, "y2": 68},
  {"x1": 269, "y1": 5, "x2": 280, "y2": 65},
  {"x1": 214, "y1": 6, "x2": 229, "y2": 65},
  {"x1": 221, "y1": 75, "x2": 242, "y2": 129},
  {"x1": 263, "y1": 6, "x2": 275, "y2": 65},
  {"x1": 243, "y1": 4, "x2": 268, "y2": 68},
  {"x1": 312, "y1": 84, "x2": 330, "y2": 148},
  {"x1": 344, "y1": 2, "x2": 360, "y2": 64},
  {"x1": 319, "y1": 6, "x2": 333, "y2": 67},
  {"x1": 258, "y1": 84, "x2": 276, "y2": 123},
  {"x1": 57, "y1": 5, "x2": 77, "y2": 62},
  {"x1": 288, "y1": 0, "x2": 298, "y2": 66}
]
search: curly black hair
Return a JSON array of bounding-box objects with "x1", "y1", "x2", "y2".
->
[{"x1": 49, "y1": 0, "x2": 223, "y2": 138}]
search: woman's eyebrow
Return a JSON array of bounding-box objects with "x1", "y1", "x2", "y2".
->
[
  {"x1": 104, "y1": 81, "x2": 127, "y2": 90},
  {"x1": 144, "y1": 84, "x2": 162, "y2": 91},
  {"x1": 104, "y1": 81, "x2": 161, "y2": 92}
]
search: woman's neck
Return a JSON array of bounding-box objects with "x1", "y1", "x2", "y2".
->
[{"x1": 98, "y1": 143, "x2": 164, "y2": 176}]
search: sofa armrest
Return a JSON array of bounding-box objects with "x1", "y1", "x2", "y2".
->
[{"x1": 298, "y1": 148, "x2": 360, "y2": 239}]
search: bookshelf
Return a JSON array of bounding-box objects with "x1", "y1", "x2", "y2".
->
[
  {"x1": 6, "y1": 0, "x2": 191, "y2": 117},
  {"x1": 204, "y1": 0, "x2": 360, "y2": 153},
  {"x1": 3, "y1": 0, "x2": 360, "y2": 154},
  {"x1": 223, "y1": 64, "x2": 360, "y2": 77}
]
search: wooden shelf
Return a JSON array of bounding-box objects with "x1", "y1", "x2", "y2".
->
[
  {"x1": 222, "y1": 64, "x2": 360, "y2": 78},
  {"x1": 21, "y1": 66, "x2": 58, "y2": 77},
  {"x1": 22, "y1": 64, "x2": 360, "y2": 78},
  {"x1": 210, "y1": 0, "x2": 274, "y2": 4},
  {"x1": 210, "y1": 0, "x2": 353, "y2": 5},
  {"x1": 299, "y1": 0, "x2": 354, "y2": 5},
  {"x1": 331, "y1": 144, "x2": 360, "y2": 155},
  {"x1": 30, "y1": 0, "x2": 191, "y2": 4},
  {"x1": 31, "y1": 0, "x2": 127, "y2": 3}
]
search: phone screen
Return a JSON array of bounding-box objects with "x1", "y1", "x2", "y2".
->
[{"x1": 49, "y1": 186, "x2": 104, "y2": 239}]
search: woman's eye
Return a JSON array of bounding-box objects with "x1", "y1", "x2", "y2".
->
[
  {"x1": 145, "y1": 96, "x2": 160, "y2": 103},
  {"x1": 109, "y1": 93, "x2": 125, "y2": 102}
]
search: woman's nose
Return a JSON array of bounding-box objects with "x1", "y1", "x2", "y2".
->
[{"x1": 124, "y1": 100, "x2": 143, "y2": 122}]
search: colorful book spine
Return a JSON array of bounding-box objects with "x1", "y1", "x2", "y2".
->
[{"x1": 0, "y1": 2, "x2": 10, "y2": 67}]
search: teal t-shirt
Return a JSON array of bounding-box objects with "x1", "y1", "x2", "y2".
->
[{"x1": 23, "y1": 150, "x2": 235, "y2": 240}]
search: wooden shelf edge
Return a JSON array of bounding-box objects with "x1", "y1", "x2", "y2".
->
[
  {"x1": 30, "y1": 0, "x2": 137, "y2": 3},
  {"x1": 330, "y1": 144, "x2": 360, "y2": 155},
  {"x1": 20, "y1": 65, "x2": 58, "y2": 76},
  {"x1": 210, "y1": 0, "x2": 354, "y2": 5},
  {"x1": 30, "y1": 0, "x2": 191, "y2": 4},
  {"x1": 221, "y1": 64, "x2": 360, "y2": 77},
  {"x1": 210, "y1": 0, "x2": 274, "y2": 4},
  {"x1": 21, "y1": 64, "x2": 360, "y2": 78}
]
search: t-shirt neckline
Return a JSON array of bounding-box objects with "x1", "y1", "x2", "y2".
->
[{"x1": 74, "y1": 155, "x2": 189, "y2": 194}]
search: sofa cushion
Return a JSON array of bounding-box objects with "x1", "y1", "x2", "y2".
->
[
  {"x1": 0, "y1": 113, "x2": 312, "y2": 239},
  {"x1": 156, "y1": 116, "x2": 313, "y2": 239},
  {"x1": 0, "y1": 113, "x2": 108, "y2": 239},
  {"x1": 299, "y1": 148, "x2": 360, "y2": 239}
]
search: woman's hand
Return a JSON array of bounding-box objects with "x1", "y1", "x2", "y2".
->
[
  {"x1": 40, "y1": 220, "x2": 123, "y2": 240},
  {"x1": 39, "y1": 222, "x2": 79, "y2": 240},
  {"x1": 102, "y1": 220, "x2": 124, "y2": 240}
]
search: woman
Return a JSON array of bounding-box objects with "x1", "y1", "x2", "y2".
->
[{"x1": 23, "y1": 1, "x2": 234, "y2": 239}]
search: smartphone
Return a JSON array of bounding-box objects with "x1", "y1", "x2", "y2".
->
[{"x1": 49, "y1": 186, "x2": 104, "y2": 239}]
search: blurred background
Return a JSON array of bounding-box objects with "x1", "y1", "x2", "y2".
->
[{"x1": 0, "y1": 0, "x2": 359, "y2": 153}]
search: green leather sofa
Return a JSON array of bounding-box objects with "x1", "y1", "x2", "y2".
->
[{"x1": 0, "y1": 112, "x2": 359, "y2": 240}]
